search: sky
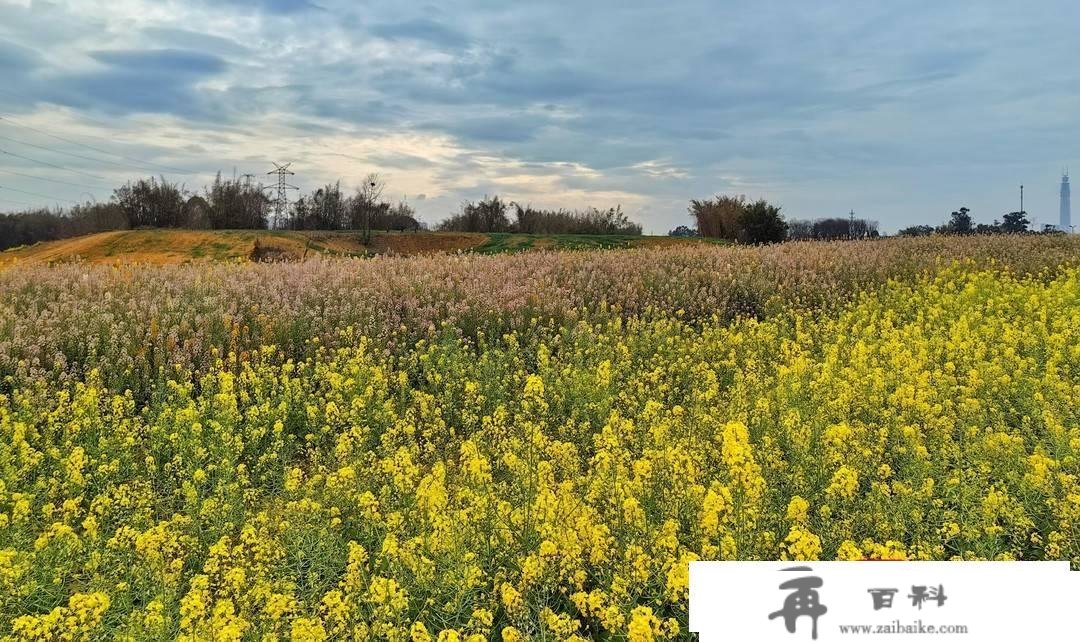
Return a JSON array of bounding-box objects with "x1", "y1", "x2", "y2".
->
[{"x1": 0, "y1": 0, "x2": 1077, "y2": 234}]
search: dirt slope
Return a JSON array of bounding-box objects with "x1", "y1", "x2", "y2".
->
[{"x1": 1, "y1": 229, "x2": 710, "y2": 265}]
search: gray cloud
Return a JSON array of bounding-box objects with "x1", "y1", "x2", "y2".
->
[
  {"x1": 45, "y1": 49, "x2": 227, "y2": 117},
  {"x1": 139, "y1": 28, "x2": 252, "y2": 58},
  {"x1": 0, "y1": 39, "x2": 41, "y2": 69},
  {"x1": 370, "y1": 18, "x2": 470, "y2": 49},
  {"x1": 214, "y1": 0, "x2": 322, "y2": 14},
  {"x1": 90, "y1": 49, "x2": 227, "y2": 75},
  {"x1": 431, "y1": 115, "x2": 544, "y2": 144},
  {"x1": 0, "y1": 0, "x2": 1077, "y2": 232}
]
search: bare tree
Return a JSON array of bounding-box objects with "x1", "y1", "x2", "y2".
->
[{"x1": 352, "y1": 173, "x2": 386, "y2": 242}]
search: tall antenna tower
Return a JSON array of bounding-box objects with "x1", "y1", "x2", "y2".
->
[
  {"x1": 265, "y1": 162, "x2": 298, "y2": 229},
  {"x1": 1061, "y1": 169, "x2": 1071, "y2": 233}
]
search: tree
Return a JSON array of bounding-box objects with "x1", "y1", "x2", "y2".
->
[
  {"x1": 205, "y1": 173, "x2": 269, "y2": 229},
  {"x1": 945, "y1": 207, "x2": 973, "y2": 235},
  {"x1": 474, "y1": 196, "x2": 510, "y2": 233},
  {"x1": 438, "y1": 196, "x2": 511, "y2": 233},
  {"x1": 1000, "y1": 211, "x2": 1030, "y2": 234},
  {"x1": 183, "y1": 195, "x2": 212, "y2": 229},
  {"x1": 737, "y1": 199, "x2": 787, "y2": 244},
  {"x1": 356, "y1": 173, "x2": 385, "y2": 205},
  {"x1": 897, "y1": 224, "x2": 935, "y2": 237},
  {"x1": 308, "y1": 182, "x2": 347, "y2": 230},
  {"x1": 68, "y1": 201, "x2": 128, "y2": 235},
  {"x1": 688, "y1": 195, "x2": 787, "y2": 243},
  {"x1": 0, "y1": 208, "x2": 66, "y2": 250},
  {"x1": 381, "y1": 201, "x2": 421, "y2": 231},
  {"x1": 288, "y1": 196, "x2": 311, "y2": 230},
  {"x1": 668, "y1": 225, "x2": 698, "y2": 237},
  {"x1": 689, "y1": 195, "x2": 746, "y2": 240},
  {"x1": 847, "y1": 218, "x2": 879, "y2": 239},
  {"x1": 814, "y1": 218, "x2": 850, "y2": 239},
  {"x1": 788, "y1": 217, "x2": 877, "y2": 240},
  {"x1": 113, "y1": 177, "x2": 186, "y2": 228},
  {"x1": 349, "y1": 173, "x2": 387, "y2": 242},
  {"x1": 270, "y1": 174, "x2": 414, "y2": 233},
  {"x1": 786, "y1": 220, "x2": 814, "y2": 240},
  {"x1": 510, "y1": 204, "x2": 641, "y2": 235}
]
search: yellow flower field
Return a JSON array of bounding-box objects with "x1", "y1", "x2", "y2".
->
[{"x1": 0, "y1": 239, "x2": 1077, "y2": 640}]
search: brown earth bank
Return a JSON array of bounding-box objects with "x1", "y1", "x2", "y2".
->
[{"x1": 0, "y1": 229, "x2": 712, "y2": 265}]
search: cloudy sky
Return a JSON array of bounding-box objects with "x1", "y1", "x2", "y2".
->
[{"x1": 0, "y1": 0, "x2": 1076, "y2": 233}]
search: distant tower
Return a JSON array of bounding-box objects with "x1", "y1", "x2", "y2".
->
[
  {"x1": 265, "y1": 162, "x2": 298, "y2": 230},
  {"x1": 1061, "y1": 171, "x2": 1071, "y2": 233}
]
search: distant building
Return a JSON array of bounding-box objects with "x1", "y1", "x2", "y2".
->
[{"x1": 1062, "y1": 171, "x2": 1071, "y2": 233}]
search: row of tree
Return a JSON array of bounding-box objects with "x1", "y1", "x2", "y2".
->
[
  {"x1": 279, "y1": 176, "x2": 420, "y2": 235},
  {"x1": 0, "y1": 202, "x2": 128, "y2": 251},
  {"x1": 436, "y1": 197, "x2": 643, "y2": 235},
  {"x1": 787, "y1": 216, "x2": 879, "y2": 240},
  {"x1": 4, "y1": 177, "x2": 1064, "y2": 254},
  {"x1": 0, "y1": 173, "x2": 277, "y2": 252},
  {"x1": 110, "y1": 174, "x2": 271, "y2": 229},
  {"x1": 676, "y1": 199, "x2": 1059, "y2": 243},
  {"x1": 1, "y1": 174, "x2": 646, "y2": 252},
  {"x1": 0, "y1": 173, "x2": 421, "y2": 251},
  {"x1": 897, "y1": 208, "x2": 1044, "y2": 236}
]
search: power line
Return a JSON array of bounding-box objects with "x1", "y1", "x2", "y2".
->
[
  {"x1": 0, "y1": 89, "x2": 192, "y2": 141},
  {"x1": 0, "y1": 114, "x2": 196, "y2": 175},
  {"x1": 0, "y1": 132, "x2": 140, "y2": 173},
  {"x1": 0, "y1": 147, "x2": 107, "y2": 180},
  {"x1": 0, "y1": 184, "x2": 79, "y2": 204},
  {"x1": 312, "y1": 145, "x2": 367, "y2": 163},
  {"x1": 0, "y1": 195, "x2": 36, "y2": 208},
  {"x1": 0, "y1": 168, "x2": 105, "y2": 192}
]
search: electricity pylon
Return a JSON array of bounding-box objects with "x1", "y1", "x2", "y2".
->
[{"x1": 265, "y1": 162, "x2": 298, "y2": 229}]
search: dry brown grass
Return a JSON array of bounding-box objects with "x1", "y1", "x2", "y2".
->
[
  {"x1": 0, "y1": 230, "x2": 262, "y2": 265},
  {"x1": 0, "y1": 229, "x2": 708, "y2": 266},
  {"x1": 368, "y1": 231, "x2": 488, "y2": 255}
]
